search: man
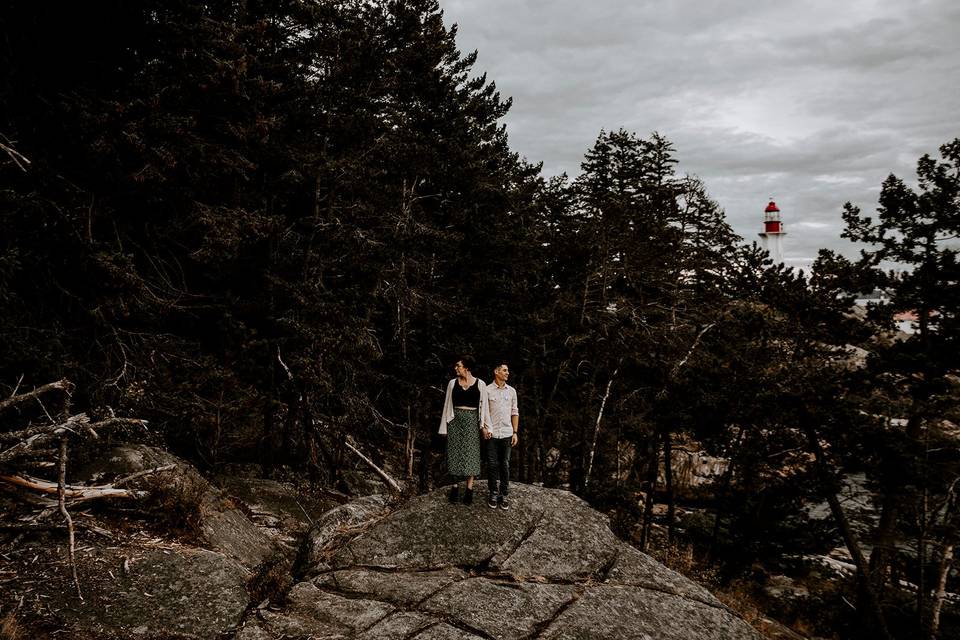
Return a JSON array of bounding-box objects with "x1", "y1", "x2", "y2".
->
[{"x1": 485, "y1": 361, "x2": 519, "y2": 509}]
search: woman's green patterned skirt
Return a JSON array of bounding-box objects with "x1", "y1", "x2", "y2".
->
[{"x1": 447, "y1": 408, "x2": 481, "y2": 477}]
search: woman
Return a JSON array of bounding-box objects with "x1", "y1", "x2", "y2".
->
[{"x1": 438, "y1": 355, "x2": 492, "y2": 505}]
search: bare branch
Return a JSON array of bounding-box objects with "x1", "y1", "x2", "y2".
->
[
  {"x1": 58, "y1": 438, "x2": 83, "y2": 601},
  {"x1": 0, "y1": 139, "x2": 31, "y2": 172},
  {"x1": 0, "y1": 379, "x2": 71, "y2": 414},
  {"x1": 9, "y1": 374, "x2": 24, "y2": 398},
  {"x1": 0, "y1": 416, "x2": 147, "y2": 460},
  {"x1": 113, "y1": 464, "x2": 177, "y2": 487},
  {"x1": 277, "y1": 346, "x2": 294, "y2": 381},
  {"x1": 344, "y1": 437, "x2": 401, "y2": 493},
  {"x1": 0, "y1": 473, "x2": 147, "y2": 501}
]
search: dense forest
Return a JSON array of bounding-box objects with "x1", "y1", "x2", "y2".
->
[{"x1": 1, "y1": 2, "x2": 958, "y2": 638}]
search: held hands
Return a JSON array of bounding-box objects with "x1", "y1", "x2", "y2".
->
[{"x1": 482, "y1": 427, "x2": 493, "y2": 440}]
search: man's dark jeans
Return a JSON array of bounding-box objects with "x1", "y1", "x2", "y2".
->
[{"x1": 486, "y1": 436, "x2": 512, "y2": 497}]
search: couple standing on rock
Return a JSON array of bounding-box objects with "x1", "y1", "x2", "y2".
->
[{"x1": 439, "y1": 355, "x2": 519, "y2": 510}]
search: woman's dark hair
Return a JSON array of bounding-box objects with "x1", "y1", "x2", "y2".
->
[{"x1": 458, "y1": 354, "x2": 476, "y2": 372}]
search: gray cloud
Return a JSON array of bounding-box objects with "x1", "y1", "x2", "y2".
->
[{"x1": 441, "y1": 0, "x2": 960, "y2": 268}]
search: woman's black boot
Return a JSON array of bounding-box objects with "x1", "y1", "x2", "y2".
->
[
  {"x1": 448, "y1": 485, "x2": 460, "y2": 503},
  {"x1": 463, "y1": 487, "x2": 474, "y2": 505}
]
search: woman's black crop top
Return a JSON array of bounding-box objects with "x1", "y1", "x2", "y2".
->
[{"x1": 452, "y1": 379, "x2": 480, "y2": 408}]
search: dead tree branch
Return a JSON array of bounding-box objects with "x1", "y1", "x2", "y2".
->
[
  {"x1": 0, "y1": 473, "x2": 147, "y2": 501},
  {"x1": 344, "y1": 437, "x2": 401, "y2": 493},
  {"x1": 0, "y1": 416, "x2": 146, "y2": 463},
  {"x1": 58, "y1": 438, "x2": 83, "y2": 601},
  {"x1": 0, "y1": 139, "x2": 31, "y2": 172},
  {"x1": 112, "y1": 464, "x2": 177, "y2": 487},
  {"x1": 0, "y1": 379, "x2": 71, "y2": 414}
]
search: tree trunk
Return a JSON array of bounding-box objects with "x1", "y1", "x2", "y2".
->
[
  {"x1": 868, "y1": 492, "x2": 899, "y2": 594},
  {"x1": 806, "y1": 427, "x2": 894, "y2": 640},
  {"x1": 929, "y1": 542, "x2": 954, "y2": 640},
  {"x1": 584, "y1": 367, "x2": 618, "y2": 490},
  {"x1": 665, "y1": 432, "x2": 675, "y2": 544},
  {"x1": 869, "y1": 413, "x2": 923, "y2": 594},
  {"x1": 639, "y1": 430, "x2": 661, "y2": 551},
  {"x1": 405, "y1": 404, "x2": 415, "y2": 480},
  {"x1": 710, "y1": 427, "x2": 743, "y2": 560},
  {"x1": 918, "y1": 489, "x2": 928, "y2": 630}
]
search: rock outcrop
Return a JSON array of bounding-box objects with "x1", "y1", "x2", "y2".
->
[
  {"x1": 243, "y1": 483, "x2": 762, "y2": 640},
  {"x1": 3, "y1": 449, "x2": 761, "y2": 639}
]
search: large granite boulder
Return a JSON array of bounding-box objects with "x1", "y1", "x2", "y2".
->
[
  {"x1": 242, "y1": 483, "x2": 762, "y2": 640},
  {"x1": 79, "y1": 445, "x2": 287, "y2": 569}
]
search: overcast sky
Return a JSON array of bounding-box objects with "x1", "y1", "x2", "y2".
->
[{"x1": 440, "y1": 0, "x2": 960, "y2": 269}]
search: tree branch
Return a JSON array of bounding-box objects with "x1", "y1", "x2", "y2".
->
[
  {"x1": 58, "y1": 438, "x2": 83, "y2": 601},
  {"x1": 0, "y1": 473, "x2": 147, "y2": 501},
  {"x1": 344, "y1": 437, "x2": 401, "y2": 493},
  {"x1": 0, "y1": 379, "x2": 71, "y2": 414}
]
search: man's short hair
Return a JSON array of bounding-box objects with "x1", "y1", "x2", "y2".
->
[
  {"x1": 494, "y1": 360, "x2": 509, "y2": 372},
  {"x1": 459, "y1": 354, "x2": 476, "y2": 371}
]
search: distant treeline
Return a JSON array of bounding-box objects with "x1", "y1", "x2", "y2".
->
[{"x1": 1, "y1": 3, "x2": 957, "y2": 638}]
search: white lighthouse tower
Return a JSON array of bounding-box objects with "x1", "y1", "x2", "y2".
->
[{"x1": 758, "y1": 199, "x2": 786, "y2": 264}]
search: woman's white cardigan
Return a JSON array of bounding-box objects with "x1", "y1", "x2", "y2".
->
[{"x1": 438, "y1": 378, "x2": 493, "y2": 435}]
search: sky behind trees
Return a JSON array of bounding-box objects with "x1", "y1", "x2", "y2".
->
[{"x1": 440, "y1": 0, "x2": 960, "y2": 269}]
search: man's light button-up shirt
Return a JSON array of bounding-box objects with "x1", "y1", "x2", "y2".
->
[{"x1": 487, "y1": 383, "x2": 518, "y2": 439}]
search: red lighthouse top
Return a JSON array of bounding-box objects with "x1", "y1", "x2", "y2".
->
[{"x1": 762, "y1": 199, "x2": 783, "y2": 235}]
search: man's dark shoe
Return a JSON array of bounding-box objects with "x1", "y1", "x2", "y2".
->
[
  {"x1": 448, "y1": 485, "x2": 460, "y2": 503},
  {"x1": 498, "y1": 495, "x2": 509, "y2": 510},
  {"x1": 487, "y1": 494, "x2": 498, "y2": 509},
  {"x1": 463, "y1": 488, "x2": 474, "y2": 505}
]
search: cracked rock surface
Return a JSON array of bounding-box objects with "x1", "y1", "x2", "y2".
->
[{"x1": 244, "y1": 483, "x2": 762, "y2": 639}]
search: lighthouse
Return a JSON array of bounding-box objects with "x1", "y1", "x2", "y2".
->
[{"x1": 758, "y1": 199, "x2": 786, "y2": 264}]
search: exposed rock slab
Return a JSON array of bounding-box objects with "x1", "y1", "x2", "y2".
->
[
  {"x1": 330, "y1": 484, "x2": 618, "y2": 581},
  {"x1": 269, "y1": 484, "x2": 763, "y2": 640},
  {"x1": 329, "y1": 488, "x2": 540, "y2": 571},
  {"x1": 604, "y1": 543, "x2": 722, "y2": 607},
  {"x1": 494, "y1": 486, "x2": 620, "y2": 580},
  {"x1": 253, "y1": 582, "x2": 395, "y2": 638},
  {"x1": 314, "y1": 568, "x2": 467, "y2": 605},
  {"x1": 540, "y1": 584, "x2": 758, "y2": 640},
  {"x1": 413, "y1": 622, "x2": 487, "y2": 639},
  {"x1": 304, "y1": 493, "x2": 391, "y2": 573},
  {"x1": 421, "y1": 577, "x2": 579, "y2": 640},
  {"x1": 355, "y1": 611, "x2": 439, "y2": 639}
]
